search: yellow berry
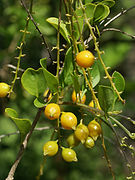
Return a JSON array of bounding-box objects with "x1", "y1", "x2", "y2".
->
[
  {"x1": 62, "y1": 147, "x2": 78, "y2": 162},
  {"x1": 0, "y1": 82, "x2": 10, "y2": 98},
  {"x1": 76, "y1": 50, "x2": 94, "y2": 68},
  {"x1": 43, "y1": 141, "x2": 58, "y2": 156},
  {"x1": 44, "y1": 103, "x2": 61, "y2": 120},
  {"x1": 61, "y1": 112, "x2": 77, "y2": 130}
]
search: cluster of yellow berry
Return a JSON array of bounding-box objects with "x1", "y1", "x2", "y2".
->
[
  {"x1": 43, "y1": 100, "x2": 101, "y2": 162},
  {"x1": 43, "y1": 49, "x2": 101, "y2": 162}
]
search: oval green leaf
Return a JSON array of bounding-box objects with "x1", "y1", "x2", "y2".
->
[
  {"x1": 93, "y1": 4, "x2": 110, "y2": 22},
  {"x1": 98, "y1": 85, "x2": 115, "y2": 113},
  {"x1": 40, "y1": 58, "x2": 58, "y2": 93},
  {"x1": 21, "y1": 68, "x2": 47, "y2": 97},
  {"x1": 5, "y1": 108, "x2": 31, "y2": 142},
  {"x1": 90, "y1": 62, "x2": 100, "y2": 88},
  {"x1": 112, "y1": 71, "x2": 125, "y2": 94},
  {"x1": 46, "y1": 17, "x2": 70, "y2": 44}
]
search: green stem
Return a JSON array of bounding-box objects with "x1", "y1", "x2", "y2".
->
[
  {"x1": 82, "y1": 68, "x2": 100, "y2": 110},
  {"x1": 110, "y1": 116, "x2": 135, "y2": 140},
  {"x1": 8, "y1": 0, "x2": 33, "y2": 97},
  {"x1": 78, "y1": 0, "x2": 125, "y2": 104}
]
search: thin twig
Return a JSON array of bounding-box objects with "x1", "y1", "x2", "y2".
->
[
  {"x1": 5, "y1": 108, "x2": 43, "y2": 180},
  {"x1": 20, "y1": 0, "x2": 53, "y2": 62},
  {"x1": 102, "y1": 28, "x2": 135, "y2": 39},
  {"x1": 104, "y1": 6, "x2": 135, "y2": 27},
  {"x1": 0, "y1": 127, "x2": 51, "y2": 141}
]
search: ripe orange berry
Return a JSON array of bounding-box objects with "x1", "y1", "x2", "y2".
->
[
  {"x1": 72, "y1": 90, "x2": 86, "y2": 104},
  {"x1": 66, "y1": 133, "x2": 80, "y2": 148},
  {"x1": 74, "y1": 121, "x2": 89, "y2": 144},
  {"x1": 0, "y1": 82, "x2": 10, "y2": 98},
  {"x1": 44, "y1": 103, "x2": 61, "y2": 120},
  {"x1": 61, "y1": 112, "x2": 77, "y2": 130},
  {"x1": 43, "y1": 140, "x2": 58, "y2": 156},
  {"x1": 88, "y1": 120, "x2": 101, "y2": 141},
  {"x1": 62, "y1": 147, "x2": 78, "y2": 162},
  {"x1": 43, "y1": 89, "x2": 52, "y2": 101},
  {"x1": 76, "y1": 50, "x2": 95, "y2": 68},
  {"x1": 84, "y1": 136, "x2": 95, "y2": 149}
]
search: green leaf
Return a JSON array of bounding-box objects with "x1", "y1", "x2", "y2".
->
[
  {"x1": 74, "y1": 3, "x2": 95, "y2": 39},
  {"x1": 98, "y1": 85, "x2": 115, "y2": 113},
  {"x1": 60, "y1": 47, "x2": 74, "y2": 86},
  {"x1": 85, "y1": 0, "x2": 93, "y2": 4},
  {"x1": 101, "y1": 0, "x2": 115, "y2": 8},
  {"x1": 93, "y1": 4, "x2": 110, "y2": 22},
  {"x1": 34, "y1": 94, "x2": 57, "y2": 108},
  {"x1": 5, "y1": 108, "x2": 31, "y2": 142},
  {"x1": 21, "y1": 68, "x2": 47, "y2": 97},
  {"x1": 34, "y1": 97, "x2": 46, "y2": 108},
  {"x1": 71, "y1": 73, "x2": 81, "y2": 93},
  {"x1": 46, "y1": 17, "x2": 70, "y2": 44},
  {"x1": 90, "y1": 62, "x2": 100, "y2": 88},
  {"x1": 40, "y1": 58, "x2": 58, "y2": 93},
  {"x1": 112, "y1": 71, "x2": 125, "y2": 94}
]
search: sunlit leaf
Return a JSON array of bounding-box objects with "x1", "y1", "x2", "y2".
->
[
  {"x1": 21, "y1": 68, "x2": 47, "y2": 97},
  {"x1": 46, "y1": 17, "x2": 70, "y2": 44},
  {"x1": 40, "y1": 58, "x2": 58, "y2": 93}
]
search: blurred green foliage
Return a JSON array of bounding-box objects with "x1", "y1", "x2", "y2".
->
[{"x1": 0, "y1": 0, "x2": 135, "y2": 179}]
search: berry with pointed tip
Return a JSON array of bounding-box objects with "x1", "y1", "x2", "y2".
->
[
  {"x1": 66, "y1": 133, "x2": 80, "y2": 148},
  {"x1": 43, "y1": 140, "x2": 58, "y2": 156},
  {"x1": 74, "y1": 121, "x2": 89, "y2": 144},
  {"x1": 88, "y1": 120, "x2": 101, "y2": 141},
  {"x1": 61, "y1": 112, "x2": 77, "y2": 130},
  {"x1": 62, "y1": 147, "x2": 78, "y2": 162},
  {"x1": 84, "y1": 136, "x2": 95, "y2": 148}
]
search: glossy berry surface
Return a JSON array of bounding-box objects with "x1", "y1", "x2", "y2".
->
[
  {"x1": 61, "y1": 112, "x2": 77, "y2": 130},
  {"x1": 43, "y1": 141, "x2": 58, "y2": 156},
  {"x1": 72, "y1": 90, "x2": 86, "y2": 104},
  {"x1": 74, "y1": 123, "x2": 89, "y2": 144},
  {"x1": 84, "y1": 136, "x2": 95, "y2": 148},
  {"x1": 88, "y1": 120, "x2": 101, "y2": 141},
  {"x1": 0, "y1": 82, "x2": 10, "y2": 98},
  {"x1": 76, "y1": 50, "x2": 94, "y2": 68},
  {"x1": 62, "y1": 148, "x2": 77, "y2": 162},
  {"x1": 67, "y1": 133, "x2": 80, "y2": 148},
  {"x1": 44, "y1": 103, "x2": 61, "y2": 120}
]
